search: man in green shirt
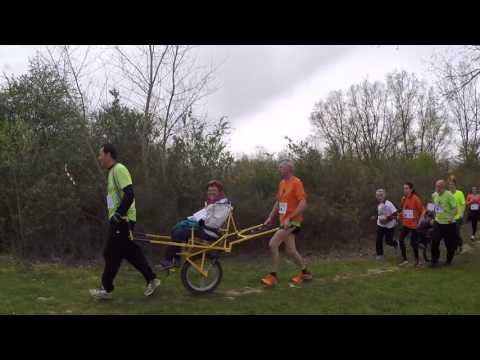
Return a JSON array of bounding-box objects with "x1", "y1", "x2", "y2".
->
[
  {"x1": 89, "y1": 143, "x2": 161, "y2": 300},
  {"x1": 448, "y1": 178, "x2": 465, "y2": 254},
  {"x1": 430, "y1": 179, "x2": 458, "y2": 267}
]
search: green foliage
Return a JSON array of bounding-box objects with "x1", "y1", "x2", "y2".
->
[{"x1": 0, "y1": 58, "x2": 477, "y2": 260}]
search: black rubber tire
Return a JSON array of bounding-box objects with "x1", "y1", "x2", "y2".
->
[{"x1": 180, "y1": 255, "x2": 223, "y2": 295}]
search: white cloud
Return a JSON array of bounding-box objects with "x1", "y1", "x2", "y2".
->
[{"x1": 228, "y1": 45, "x2": 456, "y2": 155}]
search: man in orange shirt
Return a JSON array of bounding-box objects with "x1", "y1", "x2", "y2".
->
[
  {"x1": 398, "y1": 182, "x2": 424, "y2": 267},
  {"x1": 261, "y1": 159, "x2": 312, "y2": 286}
]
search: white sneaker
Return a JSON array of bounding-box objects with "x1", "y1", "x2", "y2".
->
[
  {"x1": 89, "y1": 287, "x2": 112, "y2": 300},
  {"x1": 144, "y1": 278, "x2": 161, "y2": 297},
  {"x1": 376, "y1": 255, "x2": 384, "y2": 261},
  {"x1": 471, "y1": 235, "x2": 475, "y2": 241},
  {"x1": 399, "y1": 260, "x2": 409, "y2": 266}
]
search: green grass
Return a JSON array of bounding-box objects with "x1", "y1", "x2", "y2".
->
[{"x1": 1, "y1": 243, "x2": 480, "y2": 314}]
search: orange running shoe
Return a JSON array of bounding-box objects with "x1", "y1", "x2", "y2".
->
[
  {"x1": 261, "y1": 274, "x2": 278, "y2": 286},
  {"x1": 290, "y1": 271, "x2": 313, "y2": 285}
]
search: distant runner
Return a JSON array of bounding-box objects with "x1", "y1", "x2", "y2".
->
[
  {"x1": 447, "y1": 176, "x2": 465, "y2": 254},
  {"x1": 466, "y1": 186, "x2": 480, "y2": 242},
  {"x1": 373, "y1": 189, "x2": 398, "y2": 260},
  {"x1": 398, "y1": 182, "x2": 424, "y2": 267}
]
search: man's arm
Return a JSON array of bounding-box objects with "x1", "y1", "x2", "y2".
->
[
  {"x1": 264, "y1": 201, "x2": 279, "y2": 225},
  {"x1": 450, "y1": 207, "x2": 458, "y2": 223},
  {"x1": 460, "y1": 193, "x2": 466, "y2": 217},
  {"x1": 114, "y1": 185, "x2": 134, "y2": 218},
  {"x1": 386, "y1": 203, "x2": 398, "y2": 221},
  {"x1": 285, "y1": 199, "x2": 307, "y2": 221},
  {"x1": 450, "y1": 195, "x2": 458, "y2": 223}
]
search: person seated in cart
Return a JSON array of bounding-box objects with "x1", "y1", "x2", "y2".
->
[{"x1": 160, "y1": 180, "x2": 231, "y2": 269}]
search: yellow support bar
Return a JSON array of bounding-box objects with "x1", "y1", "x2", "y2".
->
[{"x1": 132, "y1": 209, "x2": 280, "y2": 266}]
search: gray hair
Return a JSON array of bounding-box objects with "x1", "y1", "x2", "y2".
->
[{"x1": 279, "y1": 159, "x2": 295, "y2": 171}]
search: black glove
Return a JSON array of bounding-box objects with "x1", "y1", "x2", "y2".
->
[
  {"x1": 198, "y1": 219, "x2": 205, "y2": 228},
  {"x1": 110, "y1": 212, "x2": 123, "y2": 225}
]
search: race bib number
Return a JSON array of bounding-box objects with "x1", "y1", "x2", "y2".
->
[
  {"x1": 106, "y1": 194, "x2": 114, "y2": 209},
  {"x1": 435, "y1": 205, "x2": 444, "y2": 213},
  {"x1": 427, "y1": 203, "x2": 435, "y2": 212},
  {"x1": 403, "y1": 209, "x2": 414, "y2": 219},
  {"x1": 279, "y1": 202, "x2": 288, "y2": 215}
]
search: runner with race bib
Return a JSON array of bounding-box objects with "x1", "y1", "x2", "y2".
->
[
  {"x1": 261, "y1": 159, "x2": 312, "y2": 287},
  {"x1": 89, "y1": 144, "x2": 160, "y2": 300},
  {"x1": 373, "y1": 189, "x2": 398, "y2": 260},
  {"x1": 430, "y1": 179, "x2": 458, "y2": 267},
  {"x1": 447, "y1": 176, "x2": 465, "y2": 254},
  {"x1": 466, "y1": 186, "x2": 480, "y2": 242},
  {"x1": 398, "y1": 182, "x2": 424, "y2": 267}
]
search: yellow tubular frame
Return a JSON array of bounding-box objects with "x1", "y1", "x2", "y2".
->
[{"x1": 132, "y1": 208, "x2": 279, "y2": 277}]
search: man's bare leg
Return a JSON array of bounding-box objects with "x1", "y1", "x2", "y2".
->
[
  {"x1": 269, "y1": 229, "x2": 291, "y2": 273},
  {"x1": 284, "y1": 233, "x2": 306, "y2": 269}
]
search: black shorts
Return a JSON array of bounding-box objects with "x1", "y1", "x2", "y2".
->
[{"x1": 288, "y1": 224, "x2": 301, "y2": 234}]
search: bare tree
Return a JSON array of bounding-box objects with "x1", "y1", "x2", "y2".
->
[
  {"x1": 437, "y1": 46, "x2": 480, "y2": 97},
  {"x1": 347, "y1": 80, "x2": 399, "y2": 160},
  {"x1": 437, "y1": 60, "x2": 480, "y2": 162},
  {"x1": 311, "y1": 79, "x2": 404, "y2": 161},
  {"x1": 41, "y1": 45, "x2": 107, "y2": 179},
  {"x1": 110, "y1": 45, "x2": 216, "y2": 184},
  {"x1": 416, "y1": 86, "x2": 451, "y2": 160},
  {"x1": 386, "y1": 70, "x2": 420, "y2": 158},
  {"x1": 310, "y1": 90, "x2": 354, "y2": 158}
]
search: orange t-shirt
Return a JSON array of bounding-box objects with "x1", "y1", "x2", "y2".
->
[
  {"x1": 276, "y1": 176, "x2": 306, "y2": 224},
  {"x1": 399, "y1": 194, "x2": 423, "y2": 229}
]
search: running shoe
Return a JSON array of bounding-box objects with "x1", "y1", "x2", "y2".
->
[
  {"x1": 414, "y1": 259, "x2": 423, "y2": 267},
  {"x1": 89, "y1": 287, "x2": 112, "y2": 300},
  {"x1": 289, "y1": 271, "x2": 313, "y2": 285},
  {"x1": 261, "y1": 274, "x2": 278, "y2": 286},
  {"x1": 144, "y1": 278, "x2": 161, "y2": 297}
]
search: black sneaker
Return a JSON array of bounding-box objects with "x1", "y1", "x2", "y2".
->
[{"x1": 429, "y1": 262, "x2": 440, "y2": 268}]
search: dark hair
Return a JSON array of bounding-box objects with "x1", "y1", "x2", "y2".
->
[
  {"x1": 404, "y1": 182, "x2": 416, "y2": 195},
  {"x1": 101, "y1": 143, "x2": 117, "y2": 160},
  {"x1": 207, "y1": 180, "x2": 224, "y2": 192}
]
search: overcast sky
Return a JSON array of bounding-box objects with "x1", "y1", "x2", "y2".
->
[{"x1": 0, "y1": 45, "x2": 459, "y2": 156}]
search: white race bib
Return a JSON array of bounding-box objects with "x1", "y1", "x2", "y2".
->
[
  {"x1": 435, "y1": 205, "x2": 444, "y2": 213},
  {"x1": 427, "y1": 203, "x2": 435, "y2": 212},
  {"x1": 279, "y1": 202, "x2": 288, "y2": 215},
  {"x1": 106, "y1": 194, "x2": 114, "y2": 209},
  {"x1": 403, "y1": 209, "x2": 414, "y2": 219},
  {"x1": 471, "y1": 204, "x2": 479, "y2": 211}
]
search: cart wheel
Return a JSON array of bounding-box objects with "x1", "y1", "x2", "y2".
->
[{"x1": 181, "y1": 255, "x2": 223, "y2": 295}]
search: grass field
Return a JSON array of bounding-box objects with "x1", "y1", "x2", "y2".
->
[{"x1": 1, "y1": 238, "x2": 479, "y2": 315}]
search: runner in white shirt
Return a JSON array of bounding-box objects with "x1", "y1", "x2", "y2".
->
[{"x1": 372, "y1": 189, "x2": 399, "y2": 260}]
